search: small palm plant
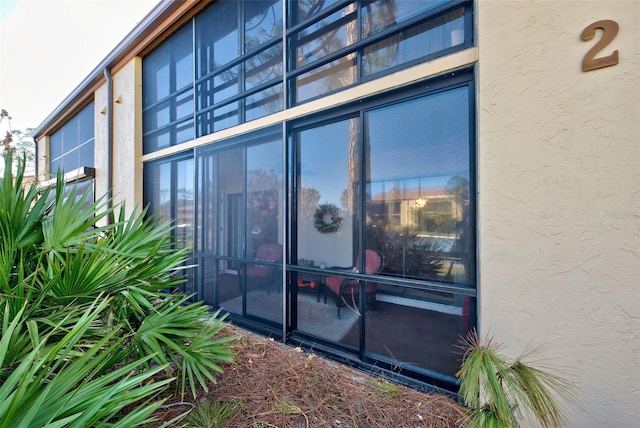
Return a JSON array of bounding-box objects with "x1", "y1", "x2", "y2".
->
[
  {"x1": 0, "y1": 153, "x2": 235, "y2": 426},
  {"x1": 456, "y1": 330, "x2": 578, "y2": 428},
  {"x1": 183, "y1": 400, "x2": 239, "y2": 428}
]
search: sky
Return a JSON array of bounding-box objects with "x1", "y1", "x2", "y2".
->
[{"x1": 0, "y1": 0, "x2": 159, "y2": 133}]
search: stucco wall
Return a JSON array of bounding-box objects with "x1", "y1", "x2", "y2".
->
[
  {"x1": 95, "y1": 58, "x2": 142, "y2": 219},
  {"x1": 477, "y1": 1, "x2": 639, "y2": 426}
]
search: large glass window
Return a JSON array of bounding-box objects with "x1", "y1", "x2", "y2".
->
[
  {"x1": 290, "y1": 74, "x2": 474, "y2": 386},
  {"x1": 366, "y1": 86, "x2": 472, "y2": 286},
  {"x1": 289, "y1": 0, "x2": 470, "y2": 102},
  {"x1": 49, "y1": 102, "x2": 94, "y2": 175},
  {"x1": 195, "y1": 0, "x2": 283, "y2": 136},
  {"x1": 143, "y1": 24, "x2": 194, "y2": 154},
  {"x1": 142, "y1": 1, "x2": 470, "y2": 152}
]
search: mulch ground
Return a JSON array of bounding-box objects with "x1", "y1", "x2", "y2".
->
[{"x1": 148, "y1": 324, "x2": 466, "y2": 427}]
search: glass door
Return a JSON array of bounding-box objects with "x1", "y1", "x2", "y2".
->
[{"x1": 197, "y1": 128, "x2": 283, "y2": 327}]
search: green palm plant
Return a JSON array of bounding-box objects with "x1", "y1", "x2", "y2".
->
[
  {"x1": 456, "y1": 330, "x2": 578, "y2": 428},
  {"x1": 183, "y1": 400, "x2": 239, "y2": 428},
  {"x1": 0, "y1": 153, "x2": 235, "y2": 426}
]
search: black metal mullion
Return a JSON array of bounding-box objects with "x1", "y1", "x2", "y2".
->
[
  {"x1": 286, "y1": 0, "x2": 353, "y2": 35},
  {"x1": 289, "y1": 1, "x2": 470, "y2": 81},
  {"x1": 358, "y1": 109, "x2": 366, "y2": 359}
]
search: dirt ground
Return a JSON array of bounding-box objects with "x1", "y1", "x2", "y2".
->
[{"x1": 148, "y1": 324, "x2": 466, "y2": 427}]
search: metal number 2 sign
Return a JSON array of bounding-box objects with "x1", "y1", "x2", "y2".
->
[{"x1": 581, "y1": 20, "x2": 619, "y2": 72}]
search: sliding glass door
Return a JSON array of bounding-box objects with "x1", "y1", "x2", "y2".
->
[{"x1": 196, "y1": 127, "x2": 283, "y2": 326}]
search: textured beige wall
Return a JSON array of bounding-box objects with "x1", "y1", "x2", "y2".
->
[
  {"x1": 477, "y1": 1, "x2": 639, "y2": 426},
  {"x1": 95, "y1": 81, "x2": 108, "y2": 200},
  {"x1": 94, "y1": 58, "x2": 142, "y2": 219},
  {"x1": 112, "y1": 58, "x2": 143, "y2": 215}
]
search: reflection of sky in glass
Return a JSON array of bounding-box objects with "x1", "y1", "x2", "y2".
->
[
  {"x1": 248, "y1": 138, "x2": 282, "y2": 178},
  {"x1": 299, "y1": 119, "x2": 354, "y2": 205},
  {"x1": 366, "y1": 86, "x2": 469, "y2": 196}
]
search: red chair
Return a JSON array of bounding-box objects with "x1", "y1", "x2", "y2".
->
[
  {"x1": 240, "y1": 244, "x2": 282, "y2": 294},
  {"x1": 325, "y1": 249, "x2": 383, "y2": 317}
]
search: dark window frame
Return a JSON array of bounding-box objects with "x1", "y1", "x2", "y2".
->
[
  {"x1": 286, "y1": 68, "x2": 476, "y2": 390},
  {"x1": 286, "y1": 0, "x2": 473, "y2": 105},
  {"x1": 288, "y1": 68, "x2": 476, "y2": 295}
]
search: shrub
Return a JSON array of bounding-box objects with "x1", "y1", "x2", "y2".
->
[
  {"x1": 456, "y1": 330, "x2": 578, "y2": 428},
  {"x1": 0, "y1": 153, "x2": 235, "y2": 426}
]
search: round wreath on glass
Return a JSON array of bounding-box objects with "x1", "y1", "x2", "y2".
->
[{"x1": 313, "y1": 203, "x2": 343, "y2": 233}]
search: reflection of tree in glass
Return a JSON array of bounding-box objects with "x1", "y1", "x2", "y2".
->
[
  {"x1": 247, "y1": 168, "x2": 282, "y2": 247},
  {"x1": 366, "y1": 221, "x2": 443, "y2": 280},
  {"x1": 361, "y1": 0, "x2": 399, "y2": 74},
  {"x1": 446, "y1": 176, "x2": 469, "y2": 209},
  {"x1": 298, "y1": 186, "x2": 321, "y2": 224}
]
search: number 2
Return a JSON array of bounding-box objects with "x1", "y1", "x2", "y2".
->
[{"x1": 581, "y1": 20, "x2": 619, "y2": 72}]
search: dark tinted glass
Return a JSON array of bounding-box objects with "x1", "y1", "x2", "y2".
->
[{"x1": 361, "y1": 282, "x2": 471, "y2": 381}]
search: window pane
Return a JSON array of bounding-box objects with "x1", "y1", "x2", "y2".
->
[
  {"x1": 355, "y1": 282, "x2": 471, "y2": 380},
  {"x1": 176, "y1": 90, "x2": 194, "y2": 121},
  {"x1": 49, "y1": 132, "x2": 63, "y2": 163},
  {"x1": 296, "y1": 5, "x2": 357, "y2": 67},
  {"x1": 143, "y1": 57, "x2": 170, "y2": 105},
  {"x1": 143, "y1": 23, "x2": 193, "y2": 153},
  {"x1": 217, "y1": 101, "x2": 240, "y2": 132},
  {"x1": 175, "y1": 158, "x2": 194, "y2": 250},
  {"x1": 245, "y1": 0, "x2": 282, "y2": 51},
  {"x1": 50, "y1": 158, "x2": 62, "y2": 176},
  {"x1": 296, "y1": 53, "x2": 356, "y2": 101},
  {"x1": 196, "y1": 0, "x2": 239, "y2": 75},
  {"x1": 246, "y1": 139, "x2": 283, "y2": 249},
  {"x1": 245, "y1": 43, "x2": 283, "y2": 90},
  {"x1": 215, "y1": 66, "x2": 240, "y2": 103},
  {"x1": 297, "y1": 117, "x2": 359, "y2": 270},
  {"x1": 78, "y1": 141, "x2": 94, "y2": 168},
  {"x1": 78, "y1": 102, "x2": 94, "y2": 144},
  {"x1": 361, "y1": 0, "x2": 450, "y2": 38},
  {"x1": 144, "y1": 102, "x2": 170, "y2": 130},
  {"x1": 61, "y1": 121, "x2": 78, "y2": 154},
  {"x1": 245, "y1": 84, "x2": 283, "y2": 121},
  {"x1": 296, "y1": 0, "x2": 341, "y2": 25},
  {"x1": 174, "y1": 28, "x2": 194, "y2": 92},
  {"x1": 365, "y1": 86, "x2": 471, "y2": 285},
  {"x1": 362, "y1": 8, "x2": 465, "y2": 76},
  {"x1": 176, "y1": 119, "x2": 194, "y2": 145}
]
